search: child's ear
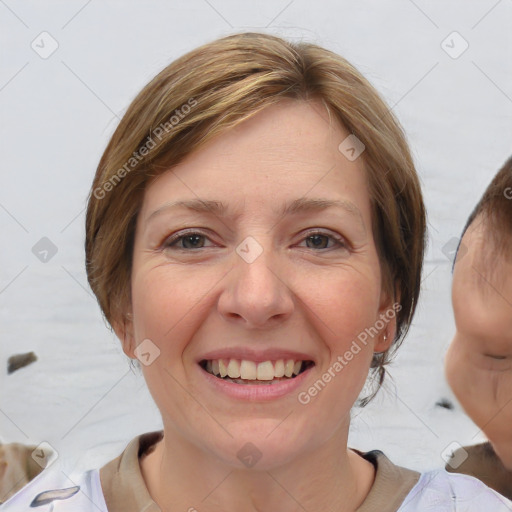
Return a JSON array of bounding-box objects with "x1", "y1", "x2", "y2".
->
[
  {"x1": 374, "y1": 283, "x2": 400, "y2": 353},
  {"x1": 112, "y1": 311, "x2": 136, "y2": 359}
]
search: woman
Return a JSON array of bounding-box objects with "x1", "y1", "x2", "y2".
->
[{"x1": 2, "y1": 32, "x2": 511, "y2": 511}]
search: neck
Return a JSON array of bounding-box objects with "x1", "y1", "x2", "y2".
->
[{"x1": 140, "y1": 425, "x2": 375, "y2": 512}]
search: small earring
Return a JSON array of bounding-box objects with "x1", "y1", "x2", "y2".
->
[{"x1": 383, "y1": 334, "x2": 387, "y2": 342}]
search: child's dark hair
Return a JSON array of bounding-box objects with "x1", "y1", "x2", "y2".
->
[{"x1": 453, "y1": 156, "x2": 512, "y2": 268}]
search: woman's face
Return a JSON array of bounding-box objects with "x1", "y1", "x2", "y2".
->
[{"x1": 123, "y1": 99, "x2": 393, "y2": 469}]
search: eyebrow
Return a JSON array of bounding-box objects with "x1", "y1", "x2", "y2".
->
[{"x1": 146, "y1": 197, "x2": 364, "y2": 227}]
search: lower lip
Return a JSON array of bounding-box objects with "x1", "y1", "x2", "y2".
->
[{"x1": 199, "y1": 365, "x2": 314, "y2": 401}]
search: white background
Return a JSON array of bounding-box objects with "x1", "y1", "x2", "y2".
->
[{"x1": 1, "y1": 0, "x2": 511, "y2": 475}]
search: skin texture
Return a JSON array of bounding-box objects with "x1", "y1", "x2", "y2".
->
[
  {"x1": 446, "y1": 216, "x2": 512, "y2": 470},
  {"x1": 115, "y1": 99, "x2": 395, "y2": 512}
]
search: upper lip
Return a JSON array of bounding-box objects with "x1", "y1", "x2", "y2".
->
[{"x1": 197, "y1": 348, "x2": 315, "y2": 364}]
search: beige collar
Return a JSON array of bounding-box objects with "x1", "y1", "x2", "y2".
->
[{"x1": 100, "y1": 432, "x2": 420, "y2": 512}]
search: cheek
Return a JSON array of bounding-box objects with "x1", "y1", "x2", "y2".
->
[
  {"x1": 444, "y1": 342, "x2": 462, "y2": 394},
  {"x1": 131, "y1": 253, "x2": 383, "y2": 371},
  {"x1": 494, "y1": 442, "x2": 512, "y2": 471},
  {"x1": 131, "y1": 264, "x2": 221, "y2": 340},
  {"x1": 295, "y1": 268, "x2": 382, "y2": 399},
  {"x1": 301, "y1": 268, "x2": 382, "y2": 346}
]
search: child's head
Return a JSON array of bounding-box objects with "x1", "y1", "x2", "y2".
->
[{"x1": 445, "y1": 155, "x2": 512, "y2": 468}]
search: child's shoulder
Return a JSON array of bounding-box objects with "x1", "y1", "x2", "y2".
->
[
  {"x1": 445, "y1": 442, "x2": 512, "y2": 500},
  {"x1": 0, "y1": 461, "x2": 107, "y2": 511},
  {"x1": 401, "y1": 469, "x2": 512, "y2": 511}
]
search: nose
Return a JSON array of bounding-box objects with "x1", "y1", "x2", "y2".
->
[{"x1": 217, "y1": 241, "x2": 295, "y2": 328}]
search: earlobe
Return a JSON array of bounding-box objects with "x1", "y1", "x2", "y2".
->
[
  {"x1": 113, "y1": 313, "x2": 136, "y2": 359},
  {"x1": 374, "y1": 331, "x2": 393, "y2": 353},
  {"x1": 374, "y1": 286, "x2": 399, "y2": 353}
]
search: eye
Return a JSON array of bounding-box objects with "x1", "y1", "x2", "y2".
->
[
  {"x1": 469, "y1": 349, "x2": 512, "y2": 372},
  {"x1": 161, "y1": 229, "x2": 348, "y2": 252},
  {"x1": 298, "y1": 231, "x2": 348, "y2": 250},
  {"x1": 163, "y1": 230, "x2": 215, "y2": 250},
  {"x1": 482, "y1": 354, "x2": 512, "y2": 372}
]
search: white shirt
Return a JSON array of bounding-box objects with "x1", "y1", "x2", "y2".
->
[
  {"x1": 3, "y1": 464, "x2": 512, "y2": 512},
  {"x1": 2, "y1": 435, "x2": 512, "y2": 512}
]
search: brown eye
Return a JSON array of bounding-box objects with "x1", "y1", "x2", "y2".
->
[
  {"x1": 299, "y1": 231, "x2": 347, "y2": 250},
  {"x1": 164, "y1": 231, "x2": 213, "y2": 250},
  {"x1": 306, "y1": 234, "x2": 331, "y2": 249},
  {"x1": 180, "y1": 234, "x2": 206, "y2": 249}
]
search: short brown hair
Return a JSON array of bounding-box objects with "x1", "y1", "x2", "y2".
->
[{"x1": 85, "y1": 32, "x2": 426, "y2": 402}]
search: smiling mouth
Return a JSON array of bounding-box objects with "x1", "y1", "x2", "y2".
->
[{"x1": 200, "y1": 358, "x2": 315, "y2": 385}]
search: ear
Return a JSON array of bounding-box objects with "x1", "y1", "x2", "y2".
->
[
  {"x1": 373, "y1": 283, "x2": 400, "y2": 353},
  {"x1": 112, "y1": 311, "x2": 136, "y2": 359}
]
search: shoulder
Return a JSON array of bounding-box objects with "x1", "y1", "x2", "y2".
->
[
  {"x1": 445, "y1": 442, "x2": 512, "y2": 500},
  {"x1": 0, "y1": 462, "x2": 107, "y2": 512},
  {"x1": 0, "y1": 432, "x2": 161, "y2": 512},
  {"x1": 360, "y1": 449, "x2": 512, "y2": 512},
  {"x1": 0, "y1": 442, "x2": 46, "y2": 502},
  {"x1": 399, "y1": 469, "x2": 512, "y2": 511}
]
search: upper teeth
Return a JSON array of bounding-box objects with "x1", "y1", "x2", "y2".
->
[{"x1": 205, "y1": 359, "x2": 304, "y2": 380}]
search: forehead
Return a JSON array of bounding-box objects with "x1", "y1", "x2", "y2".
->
[
  {"x1": 453, "y1": 219, "x2": 512, "y2": 332},
  {"x1": 458, "y1": 218, "x2": 512, "y2": 285},
  {"x1": 140, "y1": 99, "x2": 372, "y2": 222}
]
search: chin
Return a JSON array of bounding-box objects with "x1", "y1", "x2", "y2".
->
[
  {"x1": 500, "y1": 454, "x2": 512, "y2": 472},
  {"x1": 491, "y1": 442, "x2": 512, "y2": 471},
  {"x1": 212, "y1": 426, "x2": 317, "y2": 471}
]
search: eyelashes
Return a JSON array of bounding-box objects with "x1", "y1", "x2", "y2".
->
[
  {"x1": 164, "y1": 231, "x2": 213, "y2": 250},
  {"x1": 162, "y1": 229, "x2": 349, "y2": 252},
  {"x1": 297, "y1": 231, "x2": 349, "y2": 250}
]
